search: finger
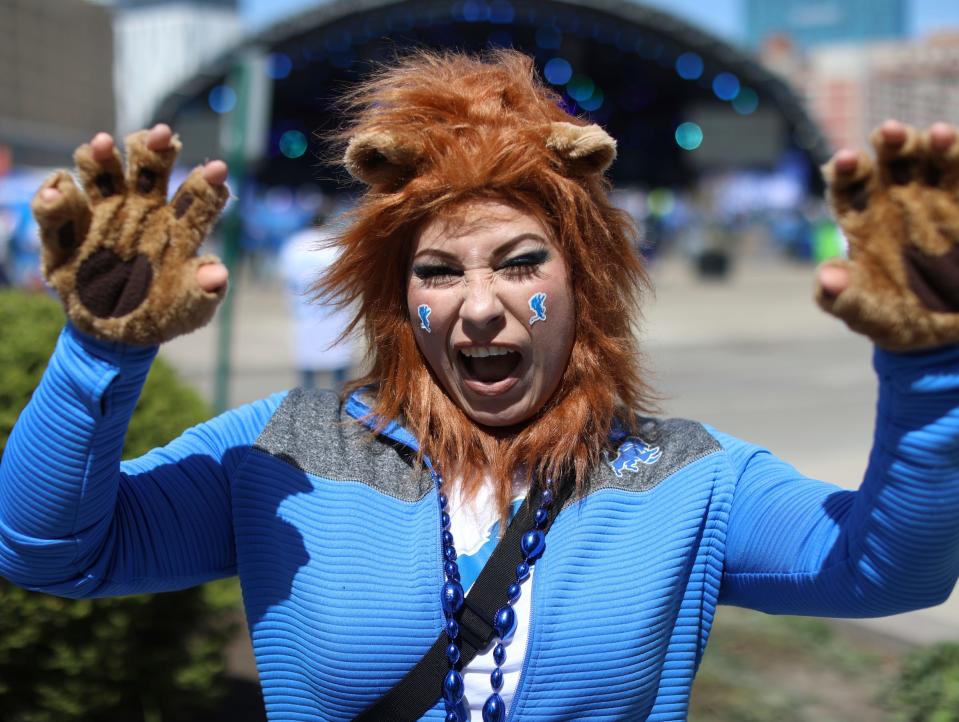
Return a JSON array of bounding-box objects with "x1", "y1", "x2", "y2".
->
[
  {"x1": 123, "y1": 126, "x2": 182, "y2": 201},
  {"x1": 929, "y1": 122, "x2": 956, "y2": 153},
  {"x1": 817, "y1": 262, "x2": 849, "y2": 299},
  {"x1": 196, "y1": 262, "x2": 229, "y2": 293},
  {"x1": 202, "y1": 160, "x2": 228, "y2": 186},
  {"x1": 146, "y1": 124, "x2": 173, "y2": 152},
  {"x1": 30, "y1": 170, "x2": 92, "y2": 276},
  {"x1": 922, "y1": 122, "x2": 959, "y2": 190},
  {"x1": 168, "y1": 166, "x2": 230, "y2": 256},
  {"x1": 814, "y1": 258, "x2": 852, "y2": 313},
  {"x1": 871, "y1": 120, "x2": 923, "y2": 187},
  {"x1": 74, "y1": 133, "x2": 125, "y2": 204},
  {"x1": 822, "y1": 149, "x2": 875, "y2": 216},
  {"x1": 878, "y1": 119, "x2": 908, "y2": 149},
  {"x1": 91, "y1": 132, "x2": 115, "y2": 162}
]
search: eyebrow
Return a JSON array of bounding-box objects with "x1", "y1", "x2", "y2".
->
[{"x1": 412, "y1": 232, "x2": 550, "y2": 262}]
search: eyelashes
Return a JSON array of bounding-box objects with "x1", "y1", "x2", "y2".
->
[
  {"x1": 412, "y1": 250, "x2": 549, "y2": 287},
  {"x1": 500, "y1": 250, "x2": 548, "y2": 280}
]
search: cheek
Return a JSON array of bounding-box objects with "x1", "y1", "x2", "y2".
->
[
  {"x1": 530, "y1": 290, "x2": 575, "y2": 350},
  {"x1": 406, "y1": 288, "x2": 452, "y2": 360},
  {"x1": 520, "y1": 276, "x2": 574, "y2": 332},
  {"x1": 519, "y1": 280, "x2": 576, "y2": 375}
]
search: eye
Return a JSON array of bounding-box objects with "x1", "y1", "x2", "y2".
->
[
  {"x1": 499, "y1": 249, "x2": 549, "y2": 280},
  {"x1": 412, "y1": 263, "x2": 461, "y2": 287}
]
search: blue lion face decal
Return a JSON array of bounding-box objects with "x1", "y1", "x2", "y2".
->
[
  {"x1": 528, "y1": 292, "x2": 547, "y2": 326},
  {"x1": 608, "y1": 436, "x2": 662, "y2": 476},
  {"x1": 417, "y1": 304, "x2": 432, "y2": 333}
]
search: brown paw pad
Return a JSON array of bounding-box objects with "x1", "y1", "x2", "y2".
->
[
  {"x1": 76, "y1": 248, "x2": 154, "y2": 318},
  {"x1": 94, "y1": 173, "x2": 117, "y2": 198},
  {"x1": 57, "y1": 222, "x2": 79, "y2": 251},
  {"x1": 887, "y1": 157, "x2": 917, "y2": 185},
  {"x1": 137, "y1": 168, "x2": 159, "y2": 194},
  {"x1": 174, "y1": 193, "x2": 194, "y2": 219},
  {"x1": 903, "y1": 244, "x2": 959, "y2": 313}
]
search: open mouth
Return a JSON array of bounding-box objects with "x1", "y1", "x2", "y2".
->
[{"x1": 458, "y1": 346, "x2": 522, "y2": 385}]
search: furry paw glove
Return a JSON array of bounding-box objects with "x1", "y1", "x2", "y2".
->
[
  {"x1": 31, "y1": 130, "x2": 229, "y2": 346},
  {"x1": 818, "y1": 122, "x2": 959, "y2": 352}
]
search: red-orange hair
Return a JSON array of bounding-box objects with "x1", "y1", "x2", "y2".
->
[{"x1": 316, "y1": 49, "x2": 656, "y2": 518}]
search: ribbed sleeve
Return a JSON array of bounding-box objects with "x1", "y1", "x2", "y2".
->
[
  {"x1": 718, "y1": 344, "x2": 959, "y2": 616},
  {"x1": 0, "y1": 323, "x2": 285, "y2": 597}
]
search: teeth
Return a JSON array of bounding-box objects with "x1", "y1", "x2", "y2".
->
[{"x1": 460, "y1": 346, "x2": 512, "y2": 358}]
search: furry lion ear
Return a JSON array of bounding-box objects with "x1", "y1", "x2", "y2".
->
[
  {"x1": 343, "y1": 129, "x2": 423, "y2": 187},
  {"x1": 546, "y1": 122, "x2": 617, "y2": 175}
]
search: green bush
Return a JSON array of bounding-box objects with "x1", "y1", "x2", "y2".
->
[
  {"x1": 0, "y1": 289, "x2": 244, "y2": 722},
  {"x1": 887, "y1": 642, "x2": 959, "y2": 722}
]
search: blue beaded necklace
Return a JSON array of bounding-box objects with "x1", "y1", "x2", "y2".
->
[{"x1": 433, "y1": 470, "x2": 555, "y2": 722}]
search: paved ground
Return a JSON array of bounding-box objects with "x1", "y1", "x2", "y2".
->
[{"x1": 162, "y1": 254, "x2": 959, "y2": 647}]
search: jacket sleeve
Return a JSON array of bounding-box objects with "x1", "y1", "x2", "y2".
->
[
  {"x1": 0, "y1": 323, "x2": 286, "y2": 598},
  {"x1": 717, "y1": 344, "x2": 959, "y2": 616}
]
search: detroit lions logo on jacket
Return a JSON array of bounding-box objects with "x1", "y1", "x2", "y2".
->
[{"x1": 608, "y1": 436, "x2": 662, "y2": 476}]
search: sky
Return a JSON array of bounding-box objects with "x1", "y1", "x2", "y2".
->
[{"x1": 240, "y1": 0, "x2": 959, "y2": 43}]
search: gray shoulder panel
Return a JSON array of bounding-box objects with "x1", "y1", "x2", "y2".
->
[
  {"x1": 252, "y1": 388, "x2": 433, "y2": 503},
  {"x1": 255, "y1": 393, "x2": 719, "y2": 503},
  {"x1": 579, "y1": 416, "x2": 722, "y2": 498}
]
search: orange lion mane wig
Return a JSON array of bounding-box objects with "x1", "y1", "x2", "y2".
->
[{"x1": 317, "y1": 49, "x2": 656, "y2": 519}]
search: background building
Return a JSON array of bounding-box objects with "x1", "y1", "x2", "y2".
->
[
  {"x1": 760, "y1": 29, "x2": 959, "y2": 153},
  {"x1": 110, "y1": 0, "x2": 243, "y2": 134},
  {"x1": 0, "y1": 0, "x2": 114, "y2": 167},
  {"x1": 0, "y1": 0, "x2": 242, "y2": 170},
  {"x1": 868, "y1": 32, "x2": 959, "y2": 135},
  {"x1": 745, "y1": 0, "x2": 907, "y2": 49}
]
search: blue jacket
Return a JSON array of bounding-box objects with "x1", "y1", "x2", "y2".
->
[{"x1": 2, "y1": 323, "x2": 959, "y2": 721}]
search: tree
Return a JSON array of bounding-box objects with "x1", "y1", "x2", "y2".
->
[{"x1": 0, "y1": 289, "x2": 244, "y2": 722}]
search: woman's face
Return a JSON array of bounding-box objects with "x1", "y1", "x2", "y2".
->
[{"x1": 407, "y1": 200, "x2": 576, "y2": 428}]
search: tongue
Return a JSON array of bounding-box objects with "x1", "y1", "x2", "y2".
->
[{"x1": 466, "y1": 352, "x2": 520, "y2": 383}]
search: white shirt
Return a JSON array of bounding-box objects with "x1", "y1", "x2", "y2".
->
[{"x1": 447, "y1": 479, "x2": 533, "y2": 718}]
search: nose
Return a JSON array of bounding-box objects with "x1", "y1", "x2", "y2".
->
[{"x1": 460, "y1": 276, "x2": 505, "y2": 330}]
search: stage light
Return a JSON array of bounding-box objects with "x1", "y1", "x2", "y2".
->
[
  {"x1": 648, "y1": 188, "x2": 675, "y2": 216},
  {"x1": 544, "y1": 58, "x2": 573, "y2": 85},
  {"x1": 208, "y1": 85, "x2": 237, "y2": 114},
  {"x1": 462, "y1": 0, "x2": 483, "y2": 21},
  {"x1": 712, "y1": 72, "x2": 740, "y2": 101},
  {"x1": 268, "y1": 53, "x2": 293, "y2": 80},
  {"x1": 566, "y1": 74, "x2": 594, "y2": 102},
  {"x1": 279, "y1": 130, "x2": 308, "y2": 159},
  {"x1": 579, "y1": 88, "x2": 604, "y2": 112},
  {"x1": 675, "y1": 122, "x2": 703, "y2": 150},
  {"x1": 732, "y1": 87, "x2": 759, "y2": 115},
  {"x1": 675, "y1": 52, "x2": 703, "y2": 80}
]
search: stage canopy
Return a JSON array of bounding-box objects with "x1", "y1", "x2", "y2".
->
[{"x1": 153, "y1": 0, "x2": 829, "y2": 191}]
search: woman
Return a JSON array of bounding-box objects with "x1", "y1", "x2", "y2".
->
[{"x1": 2, "y1": 50, "x2": 959, "y2": 721}]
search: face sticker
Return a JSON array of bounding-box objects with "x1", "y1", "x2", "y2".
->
[
  {"x1": 417, "y1": 303, "x2": 432, "y2": 333},
  {"x1": 528, "y1": 292, "x2": 547, "y2": 326}
]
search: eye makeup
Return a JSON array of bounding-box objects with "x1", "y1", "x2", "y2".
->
[
  {"x1": 412, "y1": 263, "x2": 460, "y2": 281},
  {"x1": 500, "y1": 249, "x2": 549, "y2": 269}
]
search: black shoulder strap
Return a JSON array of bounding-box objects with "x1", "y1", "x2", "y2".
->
[{"x1": 353, "y1": 478, "x2": 573, "y2": 722}]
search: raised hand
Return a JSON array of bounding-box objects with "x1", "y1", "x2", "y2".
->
[
  {"x1": 31, "y1": 124, "x2": 230, "y2": 346},
  {"x1": 817, "y1": 120, "x2": 959, "y2": 351}
]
